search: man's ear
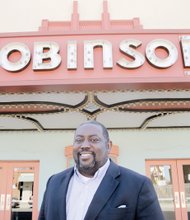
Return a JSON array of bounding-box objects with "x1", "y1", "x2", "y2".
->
[{"x1": 107, "y1": 140, "x2": 112, "y2": 153}]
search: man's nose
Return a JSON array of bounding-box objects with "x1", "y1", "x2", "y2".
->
[{"x1": 81, "y1": 139, "x2": 90, "y2": 149}]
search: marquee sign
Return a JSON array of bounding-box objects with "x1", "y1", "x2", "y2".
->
[
  {"x1": 0, "y1": 0, "x2": 190, "y2": 92},
  {"x1": 0, "y1": 31, "x2": 189, "y2": 91},
  {"x1": 0, "y1": 37, "x2": 189, "y2": 71}
]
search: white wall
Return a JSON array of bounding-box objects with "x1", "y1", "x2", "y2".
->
[
  {"x1": 0, "y1": 0, "x2": 189, "y2": 33},
  {"x1": 110, "y1": 129, "x2": 190, "y2": 173}
]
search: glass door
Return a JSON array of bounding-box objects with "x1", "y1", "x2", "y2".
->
[
  {"x1": 146, "y1": 159, "x2": 190, "y2": 220},
  {"x1": 146, "y1": 160, "x2": 181, "y2": 220},
  {"x1": 0, "y1": 161, "x2": 39, "y2": 220}
]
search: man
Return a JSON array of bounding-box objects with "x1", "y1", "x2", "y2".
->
[{"x1": 38, "y1": 120, "x2": 164, "y2": 220}]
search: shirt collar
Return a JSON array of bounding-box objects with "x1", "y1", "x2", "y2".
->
[{"x1": 74, "y1": 159, "x2": 110, "y2": 183}]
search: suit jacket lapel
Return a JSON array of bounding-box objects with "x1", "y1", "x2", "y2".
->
[
  {"x1": 84, "y1": 161, "x2": 120, "y2": 220},
  {"x1": 58, "y1": 168, "x2": 74, "y2": 220}
]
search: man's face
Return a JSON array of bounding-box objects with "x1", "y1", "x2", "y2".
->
[{"x1": 73, "y1": 123, "x2": 111, "y2": 177}]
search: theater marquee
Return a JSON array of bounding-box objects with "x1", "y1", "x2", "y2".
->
[
  {"x1": 0, "y1": 36, "x2": 190, "y2": 71},
  {"x1": 0, "y1": 27, "x2": 190, "y2": 91}
]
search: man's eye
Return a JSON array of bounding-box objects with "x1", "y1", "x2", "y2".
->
[
  {"x1": 74, "y1": 139, "x2": 83, "y2": 144},
  {"x1": 89, "y1": 138, "x2": 100, "y2": 143}
]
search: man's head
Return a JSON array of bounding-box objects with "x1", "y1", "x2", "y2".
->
[{"x1": 73, "y1": 121, "x2": 112, "y2": 177}]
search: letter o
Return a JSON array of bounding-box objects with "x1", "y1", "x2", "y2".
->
[
  {"x1": 0, "y1": 42, "x2": 31, "y2": 72},
  {"x1": 146, "y1": 39, "x2": 178, "y2": 68}
]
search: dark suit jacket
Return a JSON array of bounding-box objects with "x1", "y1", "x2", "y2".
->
[{"x1": 38, "y1": 161, "x2": 164, "y2": 220}]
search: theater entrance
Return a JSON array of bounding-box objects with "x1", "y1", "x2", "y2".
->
[
  {"x1": 0, "y1": 161, "x2": 39, "y2": 220},
  {"x1": 146, "y1": 159, "x2": 190, "y2": 220}
]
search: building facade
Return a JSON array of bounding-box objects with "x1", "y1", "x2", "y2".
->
[{"x1": 0, "y1": 1, "x2": 190, "y2": 220}]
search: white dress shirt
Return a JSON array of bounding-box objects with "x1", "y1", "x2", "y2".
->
[{"x1": 66, "y1": 159, "x2": 110, "y2": 220}]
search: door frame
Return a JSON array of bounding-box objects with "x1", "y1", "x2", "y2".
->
[
  {"x1": 0, "y1": 163, "x2": 7, "y2": 220},
  {"x1": 0, "y1": 160, "x2": 39, "y2": 220},
  {"x1": 146, "y1": 159, "x2": 190, "y2": 220},
  {"x1": 176, "y1": 159, "x2": 190, "y2": 220},
  {"x1": 146, "y1": 159, "x2": 182, "y2": 220}
]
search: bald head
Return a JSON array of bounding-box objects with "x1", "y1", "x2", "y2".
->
[{"x1": 76, "y1": 120, "x2": 110, "y2": 142}]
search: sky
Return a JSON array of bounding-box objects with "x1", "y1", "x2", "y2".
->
[{"x1": 0, "y1": 0, "x2": 189, "y2": 33}]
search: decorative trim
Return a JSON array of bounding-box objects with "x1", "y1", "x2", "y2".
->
[{"x1": 0, "y1": 89, "x2": 189, "y2": 130}]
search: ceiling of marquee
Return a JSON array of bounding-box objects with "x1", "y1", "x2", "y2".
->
[{"x1": 0, "y1": 90, "x2": 190, "y2": 131}]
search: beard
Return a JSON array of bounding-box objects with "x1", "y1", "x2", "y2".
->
[{"x1": 76, "y1": 152, "x2": 99, "y2": 177}]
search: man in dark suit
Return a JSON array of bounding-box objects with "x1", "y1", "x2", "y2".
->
[{"x1": 38, "y1": 121, "x2": 164, "y2": 220}]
